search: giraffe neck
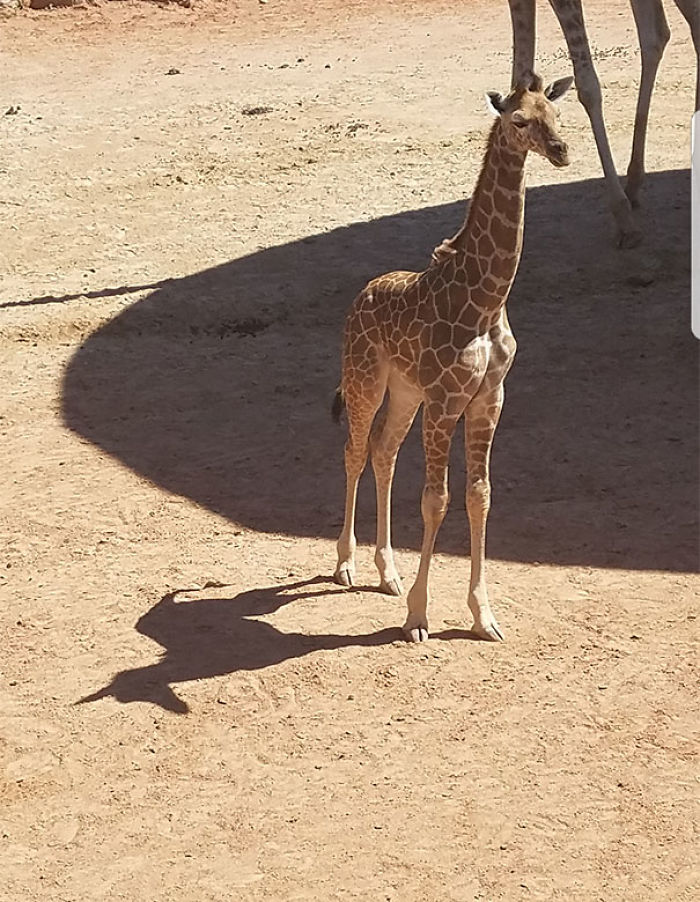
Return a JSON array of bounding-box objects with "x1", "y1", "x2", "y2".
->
[{"x1": 451, "y1": 121, "x2": 527, "y2": 311}]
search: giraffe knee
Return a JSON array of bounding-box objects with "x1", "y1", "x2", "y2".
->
[
  {"x1": 467, "y1": 476, "x2": 491, "y2": 513},
  {"x1": 575, "y1": 71, "x2": 602, "y2": 114},
  {"x1": 421, "y1": 486, "x2": 449, "y2": 525},
  {"x1": 344, "y1": 439, "x2": 368, "y2": 477},
  {"x1": 643, "y1": 27, "x2": 670, "y2": 62},
  {"x1": 371, "y1": 451, "x2": 395, "y2": 485},
  {"x1": 639, "y1": 6, "x2": 670, "y2": 62}
]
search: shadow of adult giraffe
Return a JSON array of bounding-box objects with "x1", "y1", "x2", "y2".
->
[{"x1": 60, "y1": 170, "x2": 695, "y2": 576}]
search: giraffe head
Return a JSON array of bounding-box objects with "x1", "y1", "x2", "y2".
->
[{"x1": 486, "y1": 71, "x2": 573, "y2": 167}]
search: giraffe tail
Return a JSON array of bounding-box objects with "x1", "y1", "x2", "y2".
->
[{"x1": 331, "y1": 386, "x2": 345, "y2": 423}]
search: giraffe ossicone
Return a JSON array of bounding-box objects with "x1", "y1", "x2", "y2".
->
[{"x1": 333, "y1": 72, "x2": 573, "y2": 643}]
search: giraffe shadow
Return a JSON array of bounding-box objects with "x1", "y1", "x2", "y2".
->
[
  {"x1": 60, "y1": 169, "x2": 696, "y2": 572},
  {"x1": 76, "y1": 577, "x2": 404, "y2": 713}
]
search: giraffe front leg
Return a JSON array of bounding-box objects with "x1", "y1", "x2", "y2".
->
[
  {"x1": 465, "y1": 384, "x2": 506, "y2": 641},
  {"x1": 404, "y1": 409, "x2": 458, "y2": 642},
  {"x1": 404, "y1": 486, "x2": 449, "y2": 641},
  {"x1": 466, "y1": 480, "x2": 503, "y2": 642},
  {"x1": 625, "y1": 0, "x2": 670, "y2": 206},
  {"x1": 507, "y1": 0, "x2": 536, "y2": 88},
  {"x1": 549, "y1": 0, "x2": 641, "y2": 247}
]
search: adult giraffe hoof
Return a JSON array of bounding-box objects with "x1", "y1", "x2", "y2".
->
[
  {"x1": 472, "y1": 620, "x2": 505, "y2": 642},
  {"x1": 403, "y1": 626, "x2": 429, "y2": 643},
  {"x1": 624, "y1": 174, "x2": 642, "y2": 209},
  {"x1": 334, "y1": 565, "x2": 354, "y2": 587},
  {"x1": 379, "y1": 577, "x2": 403, "y2": 596},
  {"x1": 402, "y1": 616, "x2": 429, "y2": 642},
  {"x1": 616, "y1": 226, "x2": 642, "y2": 250},
  {"x1": 624, "y1": 188, "x2": 641, "y2": 209}
]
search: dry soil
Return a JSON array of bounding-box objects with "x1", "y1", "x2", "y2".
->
[{"x1": 0, "y1": 1, "x2": 698, "y2": 900}]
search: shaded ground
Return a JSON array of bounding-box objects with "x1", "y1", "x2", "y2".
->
[
  {"x1": 60, "y1": 169, "x2": 695, "y2": 573},
  {"x1": 1, "y1": 1, "x2": 698, "y2": 900}
]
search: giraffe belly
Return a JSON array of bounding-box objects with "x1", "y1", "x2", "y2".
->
[{"x1": 410, "y1": 333, "x2": 490, "y2": 399}]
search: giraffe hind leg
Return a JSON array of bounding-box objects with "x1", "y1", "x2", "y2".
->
[
  {"x1": 370, "y1": 378, "x2": 422, "y2": 596},
  {"x1": 671, "y1": 0, "x2": 700, "y2": 110},
  {"x1": 334, "y1": 350, "x2": 388, "y2": 588}
]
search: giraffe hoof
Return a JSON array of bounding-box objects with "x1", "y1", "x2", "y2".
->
[
  {"x1": 379, "y1": 577, "x2": 403, "y2": 597},
  {"x1": 624, "y1": 179, "x2": 641, "y2": 209},
  {"x1": 617, "y1": 227, "x2": 642, "y2": 250},
  {"x1": 472, "y1": 621, "x2": 505, "y2": 642},
  {"x1": 403, "y1": 626, "x2": 429, "y2": 643},
  {"x1": 334, "y1": 566, "x2": 354, "y2": 588},
  {"x1": 402, "y1": 619, "x2": 429, "y2": 642}
]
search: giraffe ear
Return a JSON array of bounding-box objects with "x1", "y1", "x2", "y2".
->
[
  {"x1": 544, "y1": 76, "x2": 574, "y2": 103},
  {"x1": 485, "y1": 91, "x2": 505, "y2": 116}
]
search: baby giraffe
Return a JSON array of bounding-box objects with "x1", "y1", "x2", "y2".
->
[{"x1": 333, "y1": 72, "x2": 573, "y2": 642}]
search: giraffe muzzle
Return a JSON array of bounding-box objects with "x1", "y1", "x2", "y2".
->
[{"x1": 547, "y1": 140, "x2": 569, "y2": 168}]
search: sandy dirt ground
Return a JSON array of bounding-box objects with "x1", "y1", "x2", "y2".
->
[{"x1": 0, "y1": 0, "x2": 698, "y2": 899}]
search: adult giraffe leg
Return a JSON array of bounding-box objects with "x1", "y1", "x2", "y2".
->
[
  {"x1": 672, "y1": 0, "x2": 700, "y2": 110},
  {"x1": 335, "y1": 360, "x2": 387, "y2": 588},
  {"x1": 370, "y1": 379, "x2": 421, "y2": 596},
  {"x1": 626, "y1": 0, "x2": 671, "y2": 206},
  {"x1": 507, "y1": 0, "x2": 537, "y2": 87},
  {"x1": 549, "y1": 0, "x2": 641, "y2": 247},
  {"x1": 404, "y1": 406, "x2": 461, "y2": 642},
  {"x1": 464, "y1": 383, "x2": 505, "y2": 642}
]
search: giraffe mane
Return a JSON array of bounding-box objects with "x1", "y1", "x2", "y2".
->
[{"x1": 450, "y1": 120, "x2": 501, "y2": 249}]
